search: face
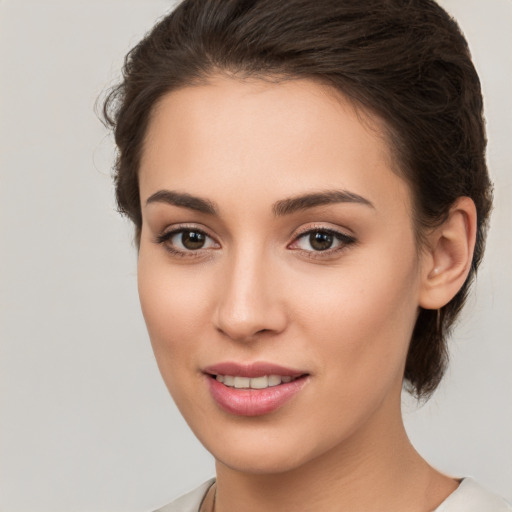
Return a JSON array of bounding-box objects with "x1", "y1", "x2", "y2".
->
[{"x1": 137, "y1": 77, "x2": 425, "y2": 474}]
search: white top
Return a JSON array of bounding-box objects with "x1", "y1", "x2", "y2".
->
[{"x1": 154, "y1": 477, "x2": 512, "y2": 512}]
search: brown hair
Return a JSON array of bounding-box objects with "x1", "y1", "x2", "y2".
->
[{"x1": 103, "y1": 0, "x2": 492, "y2": 399}]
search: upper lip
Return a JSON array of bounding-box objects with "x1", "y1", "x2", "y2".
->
[{"x1": 203, "y1": 361, "x2": 307, "y2": 378}]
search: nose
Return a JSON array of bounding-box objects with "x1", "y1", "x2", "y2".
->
[{"x1": 213, "y1": 250, "x2": 287, "y2": 342}]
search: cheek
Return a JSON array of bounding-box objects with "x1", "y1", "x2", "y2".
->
[
  {"x1": 137, "y1": 250, "x2": 219, "y2": 422},
  {"x1": 137, "y1": 248, "x2": 210, "y2": 368},
  {"x1": 291, "y1": 248, "x2": 420, "y2": 392}
]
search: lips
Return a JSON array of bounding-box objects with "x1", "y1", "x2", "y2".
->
[{"x1": 203, "y1": 362, "x2": 309, "y2": 416}]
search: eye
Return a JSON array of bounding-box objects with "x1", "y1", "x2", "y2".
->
[
  {"x1": 290, "y1": 228, "x2": 355, "y2": 253},
  {"x1": 172, "y1": 230, "x2": 211, "y2": 250},
  {"x1": 156, "y1": 227, "x2": 219, "y2": 255}
]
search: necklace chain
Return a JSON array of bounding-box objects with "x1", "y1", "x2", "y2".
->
[{"x1": 199, "y1": 482, "x2": 216, "y2": 512}]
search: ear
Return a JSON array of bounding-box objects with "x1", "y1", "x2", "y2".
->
[{"x1": 419, "y1": 197, "x2": 477, "y2": 310}]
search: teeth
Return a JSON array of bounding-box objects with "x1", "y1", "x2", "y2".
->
[
  {"x1": 268, "y1": 375, "x2": 281, "y2": 386},
  {"x1": 215, "y1": 374, "x2": 296, "y2": 389},
  {"x1": 250, "y1": 376, "x2": 268, "y2": 389},
  {"x1": 223, "y1": 375, "x2": 235, "y2": 386},
  {"x1": 234, "y1": 376, "x2": 250, "y2": 389}
]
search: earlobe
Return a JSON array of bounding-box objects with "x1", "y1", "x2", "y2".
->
[{"x1": 419, "y1": 197, "x2": 477, "y2": 310}]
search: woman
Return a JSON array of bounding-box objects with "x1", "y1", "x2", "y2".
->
[{"x1": 103, "y1": 0, "x2": 510, "y2": 510}]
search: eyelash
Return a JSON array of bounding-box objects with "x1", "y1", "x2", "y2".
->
[
  {"x1": 154, "y1": 225, "x2": 356, "y2": 259},
  {"x1": 154, "y1": 226, "x2": 218, "y2": 258},
  {"x1": 289, "y1": 227, "x2": 356, "y2": 259}
]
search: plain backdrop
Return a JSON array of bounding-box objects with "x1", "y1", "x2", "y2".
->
[{"x1": 0, "y1": 1, "x2": 511, "y2": 511}]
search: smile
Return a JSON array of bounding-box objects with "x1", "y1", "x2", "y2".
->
[
  {"x1": 204, "y1": 362, "x2": 310, "y2": 416},
  {"x1": 215, "y1": 374, "x2": 296, "y2": 389}
]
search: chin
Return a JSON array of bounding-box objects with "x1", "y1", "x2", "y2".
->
[
  {"x1": 213, "y1": 444, "x2": 312, "y2": 475},
  {"x1": 193, "y1": 415, "x2": 340, "y2": 476}
]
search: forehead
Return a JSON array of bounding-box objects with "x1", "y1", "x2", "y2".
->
[{"x1": 139, "y1": 76, "x2": 411, "y2": 216}]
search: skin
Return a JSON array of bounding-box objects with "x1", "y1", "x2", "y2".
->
[{"x1": 137, "y1": 76, "x2": 476, "y2": 511}]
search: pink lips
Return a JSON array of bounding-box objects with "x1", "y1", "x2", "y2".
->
[{"x1": 204, "y1": 362, "x2": 309, "y2": 417}]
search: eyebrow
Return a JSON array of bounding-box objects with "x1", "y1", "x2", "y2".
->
[
  {"x1": 145, "y1": 188, "x2": 374, "y2": 216},
  {"x1": 272, "y1": 190, "x2": 374, "y2": 216},
  {"x1": 145, "y1": 190, "x2": 218, "y2": 215}
]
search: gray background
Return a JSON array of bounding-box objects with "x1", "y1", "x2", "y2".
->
[{"x1": 0, "y1": 1, "x2": 510, "y2": 511}]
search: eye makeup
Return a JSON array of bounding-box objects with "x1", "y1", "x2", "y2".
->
[
  {"x1": 154, "y1": 225, "x2": 220, "y2": 258},
  {"x1": 153, "y1": 222, "x2": 357, "y2": 261}
]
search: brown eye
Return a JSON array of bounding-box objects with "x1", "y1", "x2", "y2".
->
[
  {"x1": 289, "y1": 228, "x2": 356, "y2": 255},
  {"x1": 181, "y1": 230, "x2": 206, "y2": 250},
  {"x1": 309, "y1": 231, "x2": 334, "y2": 251},
  {"x1": 156, "y1": 227, "x2": 219, "y2": 254}
]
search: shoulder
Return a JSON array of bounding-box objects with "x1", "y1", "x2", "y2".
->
[
  {"x1": 152, "y1": 477, "x2": 511, "y2": 512},
  {"x1": 153, "y1": 479, "x2": 216, "y2": 512},
  {"x1": 435, "y1": 478, "x2": 512, "y2": 512}
]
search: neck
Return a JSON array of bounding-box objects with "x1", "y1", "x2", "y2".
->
[{"x1": 213, "y1": 394, "x2": 457, "y2": 512}]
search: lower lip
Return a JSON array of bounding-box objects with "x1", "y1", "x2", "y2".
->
[{"x1": 206, "y1": 375, "x2": 309, "y2": 416}]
